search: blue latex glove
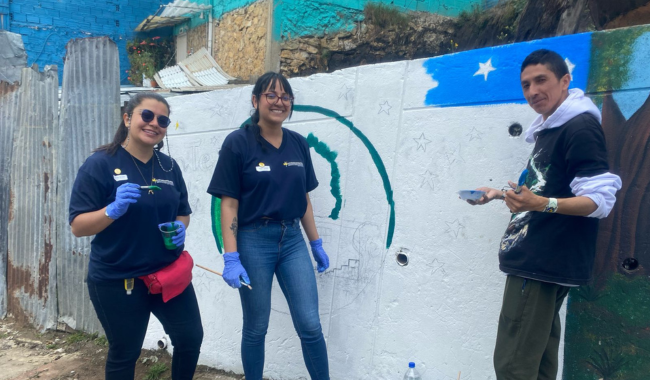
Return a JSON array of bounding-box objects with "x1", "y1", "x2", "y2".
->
[
  {"x1": 105, "y1": 182, "x2": 140, "y2": 219},
  {"x1": 309, "y1": 238, "x2": 329, "y2": 273},
  {"x1": 223, "y1": 252, "x2": 250, "y2": 288},
  {"x1": 158, "y1": 221, "x2": 186, "y2": 246}
]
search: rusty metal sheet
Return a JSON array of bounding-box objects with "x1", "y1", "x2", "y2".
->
[
  {"x1": 6, "y1": 65, "x2": 58, "y2": 330},
  {"x1": 0, "y1": 80, "x2": 20, "y2": 319},
  {"x1": 55, "y1": 37, "x2": 122, "y2": 333}
]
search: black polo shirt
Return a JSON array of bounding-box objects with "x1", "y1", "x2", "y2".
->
[
  {"x1": 207, "y1": 126, "x2": 318, "y2": 226},
  {"x1": 69, "y1": 147, "x2": 191, "y2": 281}
]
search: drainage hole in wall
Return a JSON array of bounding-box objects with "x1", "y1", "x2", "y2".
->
[
  {"x1": 396, "y1": 252, "x2": 409, "y2": 266},
  {"x1": 622, "y1": 258, "x2": 639, "y2": 271},
  {"x1": 508, "y1": 122, "x2": 523, "y2": 137}
]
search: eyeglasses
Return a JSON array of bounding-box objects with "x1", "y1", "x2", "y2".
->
[
  {"x1": 137, "y1": 109, "x2": 171, "y2": 128},
  {"x1": 261, "y1": 92, "x2": 294, "y2": 104}
]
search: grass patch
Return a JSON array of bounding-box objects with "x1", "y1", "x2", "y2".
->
[
  {"x1": 66, "y1": 331, "x2": 89, "y2": 344},
  {"x1": 144, "y1": 363, "x2": 168, "y2": 380},
  {"x1": 65, "y1": 330, "x2": 106, "y2": 346},
  {"x1": 94, "y1": 335, "x2": 108, "y2": 347},
  {"x1": 363, "y1": 2, "x2": 410, "y2": 29}
]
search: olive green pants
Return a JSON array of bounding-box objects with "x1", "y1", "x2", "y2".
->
[{"x1": 494, "y1": 275, "x2": 570, "y2": 380}]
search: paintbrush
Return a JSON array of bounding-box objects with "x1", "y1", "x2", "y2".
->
[
  {"x1": 514, "y1": 168, "x2": 529, "y2": 194},
  {"x1": 196, "y1": 264, "x2": 252, "y2": 290}
]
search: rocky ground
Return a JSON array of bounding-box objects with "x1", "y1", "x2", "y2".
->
[{"x1": 0, "y1": 317, "x2": 240, "y2": 380}]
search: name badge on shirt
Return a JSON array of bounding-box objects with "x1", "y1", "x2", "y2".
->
[
  {"x1": 256, "y1": 162, "x2": 270, "y2": 172},
  {"x1": 114, "y1": 174, "x2": 128, "y2": 181}
]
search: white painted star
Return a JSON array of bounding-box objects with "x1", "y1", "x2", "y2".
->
[
  {"x1": 474, "y1": 58, "x2": 496, "y2": 81},
  {"x1": 564, "y1": 58, "x2": 576, "y2": 81},
  {"x1": 413, "y1": 133, "x2": 432, "y2": 152},
  {"x1": 445, "y1": 219, "x2": 464, "y2": 238},
  {"x1": 378, "y1": 101, "x2": 392, "y2": 115}
]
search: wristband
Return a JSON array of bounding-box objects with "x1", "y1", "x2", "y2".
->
[{"x1": 543, "y1": 197, "x2": 558, "y2": 213}]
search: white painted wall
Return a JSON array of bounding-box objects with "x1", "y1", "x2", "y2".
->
[{"x1": 141, "y1": 59, "x2": 566, "y2": 379}]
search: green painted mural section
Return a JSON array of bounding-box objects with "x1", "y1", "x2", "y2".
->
[
  {"x1": 564, "y1": 26, "x2": 650, "y2": 380},
  {"x1": 564, "y1": 274, "x2": 650, "y2": 379},
  {"x1": 587, "y1": 25, "x2": 650, "y2": 105},
  {"x1": 306, "y1": 133, "x2": 343, "y2": 220}
]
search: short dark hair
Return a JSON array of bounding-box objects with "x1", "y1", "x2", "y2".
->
[{"x1": 520, "y1": 49, "x2": 569, "y2": 80}]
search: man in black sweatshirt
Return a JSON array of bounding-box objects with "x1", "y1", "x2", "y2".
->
[{"x1": 470, "y1": 49, "x2": 621, "y2": 380}]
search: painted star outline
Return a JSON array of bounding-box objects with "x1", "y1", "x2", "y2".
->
[
  {"x1": 338, "y1": 84, "x2": 354, "y2": 100},
  {"x1": 445, "y1": 219, "x2": 464, "y2": 238},
  {"x1": 420, "y1": 169, "x2": 437, "y2": 190},
  {"x1": 378, "y1": 101, "x2": 392, "y2": 115},
  {"x1": 413, "y1": 133, "x2": 432, "y2": 152}
]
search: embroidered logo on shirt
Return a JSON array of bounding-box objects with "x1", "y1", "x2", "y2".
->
[
  {"x1": 114, "y1": 174, "x2": 128, "y2": 181},
  {"x1": 153, "y1": 178, "x2": 174, "y2": 186},
  {"x1": 114, "y1": 168, "x2": 122, "y2": 174},
  {"x1": 283, "y1": 161, "x2": 304, "y2": 168},
  {"x1": 256, "y1": 162, "x2": 271, "y2": 172}
]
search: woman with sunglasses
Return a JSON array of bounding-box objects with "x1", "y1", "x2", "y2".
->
[
  {"x1": 69, "y1": 92, "x2": 203, "y2": 380},
  {"x1": 208, "y1": 72, "x2": 330, "y2": 379}
]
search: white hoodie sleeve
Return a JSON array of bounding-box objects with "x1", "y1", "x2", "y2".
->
[{"x1": 570, "y1": 173, "x2": 622, "y2": 219}]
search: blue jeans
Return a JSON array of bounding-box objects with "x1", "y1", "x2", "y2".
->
[
  {"x1": 237, "y1": 219, "x2": 329, "y2": 380},
  {"x1": 87, "y1": 279, "x2": 203, "y2": 380}
]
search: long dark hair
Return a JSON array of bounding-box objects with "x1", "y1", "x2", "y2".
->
[
  {"x1": 95, "y1": 92, "x2": 171, "y2": 155},
  {"x1": 245, "y1": 72, "x2": 294, "y2": 149}
]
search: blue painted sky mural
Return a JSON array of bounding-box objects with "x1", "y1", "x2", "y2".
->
[{"x1": 423, "y1": 33, "x2": 592, "y2": 107}]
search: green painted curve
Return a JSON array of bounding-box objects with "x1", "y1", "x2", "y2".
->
[
  {"x1": 294, "y1": 105, "x2": 395, "y2": 249},
  {"x1": 211, "y1": 196, "x2": 224, "y2": 254},
  {"x1": 306, "y1": 132, "x2": 342, "y2": 220}
]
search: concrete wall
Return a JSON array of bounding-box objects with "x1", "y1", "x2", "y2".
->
[
  {"x1": 6, "y1": 0, "x2": 165, "y2": 84},
  {"x1": 140, "y1": 25, "x2": 650, "y2": 380}
]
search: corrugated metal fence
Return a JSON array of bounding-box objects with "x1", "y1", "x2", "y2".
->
[{"x1": 0, "y1": 36, "x2": 120, "y2": 332}]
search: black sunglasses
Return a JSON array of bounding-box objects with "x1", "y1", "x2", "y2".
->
[{"x1": 138, "y1": 109, "x2": 171, "y2": 128}]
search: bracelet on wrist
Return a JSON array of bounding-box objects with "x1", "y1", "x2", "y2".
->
[{"x1": 542, "y1": 197, "x2": 558, "y2": 213}]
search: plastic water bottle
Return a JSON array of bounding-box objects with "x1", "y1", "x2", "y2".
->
[{"x1": 403, "y1": 362, "x2": 422, "y2": 380}]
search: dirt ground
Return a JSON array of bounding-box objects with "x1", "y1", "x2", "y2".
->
[{"x1": 0, "y1": 316, "x2": 241, "y2": 380}]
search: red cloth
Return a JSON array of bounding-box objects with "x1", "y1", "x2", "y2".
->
[{"x1": 139, "y1": 250, "x2": 193, "y2": 302}]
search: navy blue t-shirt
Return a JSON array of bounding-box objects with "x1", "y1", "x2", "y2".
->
[
  {"x1": 69, "y1": 147, "x2": 192, "y2": 281},
  {"x1": 207, "y1": 126, "x2": 318, "y2": 226}
]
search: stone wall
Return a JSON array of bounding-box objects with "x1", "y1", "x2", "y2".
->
[
  {"x1": 212, "y1": 0, "x2": 269, "y2": 81},
  {"x1": 187, "y1": 23, "x2": 208, "y2": 57},
  {"x1": 280, "y1": 12, "x2": 454, "y2": 77}
]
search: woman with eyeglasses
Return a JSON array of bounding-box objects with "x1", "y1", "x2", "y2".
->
[
  {"x1": 208, "y1": 72, "x2": 330, "y2": 379},
  {"x1": 68, "y1": 92, "x2": 203, "y2": 380}
]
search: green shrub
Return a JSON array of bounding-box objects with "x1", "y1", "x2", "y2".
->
[{"x1": 363, "y1": 2, "x2": 410, "y2": 29}]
